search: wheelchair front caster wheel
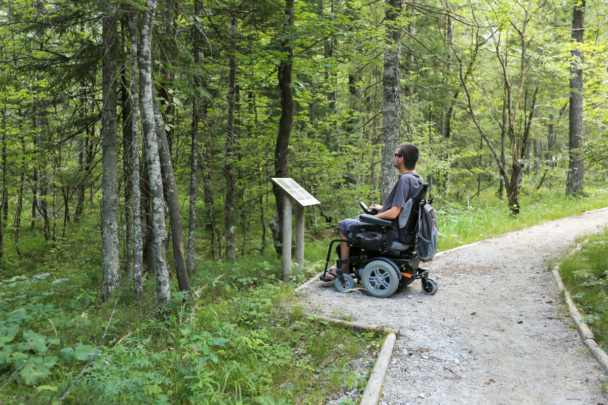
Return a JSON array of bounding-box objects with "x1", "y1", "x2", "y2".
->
[
  {"x1": 335, "y1": 274, "x2": 355, "y2": 292},
  {"x1": 421, "y1": 278, "x2": 438, "y2": 295}
]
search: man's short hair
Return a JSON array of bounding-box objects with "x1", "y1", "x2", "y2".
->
[{"x1": 398, "y1": 143, "x2": 419, "y2": 170}]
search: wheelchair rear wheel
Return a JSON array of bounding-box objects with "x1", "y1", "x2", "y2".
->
[
  {"x1": 334, "y1": 274, "x2": 355, "y2": 292},
  {"x1": 361, "y1": 260, "x2": 400, "y2": 298}
]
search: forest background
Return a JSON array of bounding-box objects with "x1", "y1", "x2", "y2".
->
[{"x1": 1, "y1": 0, "x2": 608, "y2": 403}]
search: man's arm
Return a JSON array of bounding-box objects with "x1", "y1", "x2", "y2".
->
[{"x1": 374, "y1": 206, "x2": 402, "y2": 220}]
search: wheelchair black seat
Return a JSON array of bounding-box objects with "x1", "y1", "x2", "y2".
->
[{"x1": 319, "y1": 183, "x2": 438, "y2": 298}]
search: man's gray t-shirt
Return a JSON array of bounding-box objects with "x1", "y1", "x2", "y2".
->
[{"x1": 380, "y1": 172, "x2": 423, "y2": 236}]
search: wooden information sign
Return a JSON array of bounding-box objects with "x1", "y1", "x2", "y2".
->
[{"x1": 271, "y1": 178, "x2": 320, "y2": 281}]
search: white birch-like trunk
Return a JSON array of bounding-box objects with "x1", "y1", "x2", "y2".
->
[
  {"x1": 128, "y1": 10, "x2": 143, "y2": 299},
  {"x1": 224, "y1": 14, "x2": 237, "y2": 261},
  {"x1": 101, "y1": 2, "x2": 121, "y2": 301},
  {"x1": 380, "y1": 0, "x2": 402, "y2": 203},
  {"x1": 138, "y1": 0, "x2": 170, "y2": 305}
]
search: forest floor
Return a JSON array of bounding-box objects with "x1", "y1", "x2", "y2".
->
[{"x1": 298, "y1": 207, "x2": 608, "y2": 404}]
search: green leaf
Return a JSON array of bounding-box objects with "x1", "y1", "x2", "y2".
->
[
  {"x1": 0, "y1": 348, "x2": 12, "y2": 365},
  {"x1": 60, "y1": 347, "x2": 74, "y2": 360},
  {"x1": 10, "y1": 352, "x2": 28, "y2": 365},
  {"x1": 60, "y1": 344, "x2": 96, "y2": 361},
  {"x1": 0, "y1": 322, "x2": 19, "y2": 347},
  {"x1": 73, "y1": 344, "x2": 96, "y2": 361},
  {"x1": 211, "y1": 338, "x2": 229, "y2": 346},
  {"x1": 7, "y1": 308, "x2": 28, "y2": 324},
  {"x1": 19, "y1": 361, "x2": 52, "y2": 385},
  {"x1": 23, "y1": 330, "x2": 48, "y2": 354}
]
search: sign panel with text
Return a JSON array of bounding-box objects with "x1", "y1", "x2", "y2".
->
[{"x1": 271, "y1": 178, "x2": 320, "y2": 207}]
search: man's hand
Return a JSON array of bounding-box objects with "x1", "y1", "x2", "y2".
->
[{"x1": 370, "y1": 204, "x2": 383, "y2": 211}]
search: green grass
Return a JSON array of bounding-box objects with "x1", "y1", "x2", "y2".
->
[
  {"x1": 435, "y1": 186, "x2": 608, "y2": 251},
  {"x1": 559, "y1": 229, "x2": 608, "y2": 349}
]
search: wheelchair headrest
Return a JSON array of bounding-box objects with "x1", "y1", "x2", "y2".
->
[{"x1": 411, "y1": 183, "x2": 428, "y2": 202}]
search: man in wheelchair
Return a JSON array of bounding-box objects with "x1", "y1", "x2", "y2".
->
[{"x1": 320, "y1": 143, "x2": 438, "y2": 297}]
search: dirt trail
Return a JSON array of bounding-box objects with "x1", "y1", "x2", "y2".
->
[{"x1": 298, "y1": 208, "x2": 608, "y2": 404}]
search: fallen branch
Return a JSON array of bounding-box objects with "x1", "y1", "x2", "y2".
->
[{"x1": 0, "y1": 364, "x2": 25, "y2": 392}]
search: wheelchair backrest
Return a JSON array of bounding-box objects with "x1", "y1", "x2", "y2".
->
[{"x1": 401, "y1": 183, "x2": 428, "y2": 243}]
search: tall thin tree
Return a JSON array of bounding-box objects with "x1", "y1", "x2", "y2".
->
[
  {"x1": 380, "y1": 0, "x2": 402, "y2": 203},
  {"x1": 138, "y1": 0, "x2": 171, "y2": 305},
  {"x1": 187, "y1": 0, "x2": 202, "y2": 274},
  {"x1": 566, "y1": 0, "x2": 585, "y2": 195},
  {"x1": 101, "y1": 2, "x2": 121, "y2": 301},
  {"x1": 128, "y1": 9, "x2": 143, "y2": 298},
  {"x1": 271, "y1": 0, "x2": 295, "y2": 255},
  {"x1": 224, "y1": 13, "x2": 237, "y2": 261}
]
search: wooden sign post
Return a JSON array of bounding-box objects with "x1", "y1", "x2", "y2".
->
[{"x1": 271, "y1": 178, "x2": 320, "y2": 281}]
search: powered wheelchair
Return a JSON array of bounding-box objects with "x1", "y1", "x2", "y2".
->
[{"x1": 319, "y1": 183, "x2": 438, "y2": 298}]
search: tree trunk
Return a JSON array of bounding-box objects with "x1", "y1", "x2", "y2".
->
[
  {"x1": 139, "y1": 0, "x2": 171, "y2": 306},
  {"x1": 74, "y1": 87, "x2": 87, "y2": 222},
  {"x1": 31, "y1": 167, "x2": 36, "y2": 230},
  {"x1": 224, "y1": 14, "x2": 237, "y2": 261},
  {"x1": 380, "y1": 0, "x2": 402, "y2": 203},
  {"x1": 154, "y1": 97, "x2": 192, "y2": 294},
  {"x1": 14, "y1": 116, "x2": 24, "y2": 257},
  {"x1": 61, "y1": 186, "x2": 69, "y2": 238},
  {"x1": 499, "y1": 91, "x2": 506, "y2": 199},
  {"x1": 128, "y1": 10, "x2": 144, "y2": 298},
  {"x1": 271, "y1": 0, "x2": 295, "y2": 255},
  {"x1": 101, "y1": 2, "x2": 122, "y2": 302},
  {"x1": 566, "y1": 0, "x2": 585, "y2": 195},
  {"x1": 187, "y1": 0, "x2": 202, "y2": 274},
  {"x1": 201, "y1": 147, "x2": 218, "y2": 260},
  {"x1": 0, "y1": 76, "x2": 6, "y2": 265},
  {"x1": 121, "y1": 50, "x2": 133, "y2": 281}
]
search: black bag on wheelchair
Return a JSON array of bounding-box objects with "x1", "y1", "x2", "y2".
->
[{"x1": 355, "y1": 231, "x2": 384, "y2": 251}]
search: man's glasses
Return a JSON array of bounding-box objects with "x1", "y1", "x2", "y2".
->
[{"x1": 394, "y1": 153, "x2": 402, "y2": 158}]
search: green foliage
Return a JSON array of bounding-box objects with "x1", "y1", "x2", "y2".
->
[
  {"x1": 0, "y1": 217, "x2": 381, "y2": 404},
  {"x1": 560, "y1": 229, "x2": 608, "y2": 347}
]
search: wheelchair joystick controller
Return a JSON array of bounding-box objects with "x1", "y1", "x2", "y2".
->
[{"x1": 359, "y1": 202, "x2": 378, "y2": 215}]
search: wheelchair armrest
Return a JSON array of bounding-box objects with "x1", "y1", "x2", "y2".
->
[{"x1": 359, "y1": 214, "x2": 392, "y2": 227}]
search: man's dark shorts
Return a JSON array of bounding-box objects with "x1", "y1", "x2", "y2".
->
[
  {"x1": 338, "y1": 216, "x2": 398, "y2": 239},
  {"x1": 338, "y1": 216, "x2": 362, "y2": 238}
]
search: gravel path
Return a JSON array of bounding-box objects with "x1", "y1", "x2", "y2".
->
[{"x1": 298, "y1": 208, "x2": 608, "y2": 404}]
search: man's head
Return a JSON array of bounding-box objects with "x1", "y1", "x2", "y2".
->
[{"x1": 394, "y1": 143, "x2": 419, "y2": 171}]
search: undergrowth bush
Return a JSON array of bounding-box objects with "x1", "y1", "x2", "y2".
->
[
  {"x1": 0, "y1": 228, "x2": 379, "y2": 404},
  {"x1": 559, "y1": 228, "x2": 608, "y2": 348}
]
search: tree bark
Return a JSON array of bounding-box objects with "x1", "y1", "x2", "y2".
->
[
  {"x1": 101, "y1": 2, "x2": 121, "y2": 302},
  {"x1": 120, "y1": 49, "x2": 133, "y2": 281},
  {"x1": 14, "y1": 112, "x2": 24, "y2": 257},
  {"x1": 566, "y1": 0, "x2": 585, "y2": 195},
  {"x1": 187, "y1": 0, "x2": 202, "y2": 274},
  {"x1": 154, "y1": 97, "x2": 192, "y2": 294},
  {"x1": 380, "y1": 0, "x2": 402, "y2": 203},
  {"x1": 0, "y1": 72, "x2": 7, "y2": 265},
  {"x1": 224, "y1": 14, "x2": 237, "y2": 261},
  {"x1": 127, "y1": 10, "x2": 143, "y2": 298},
  {"x1": 271, "y1": 0, "x2": 295, "y2": 255},
  {"x1": 139, "y1": 0, "x2": 171, "y2": 306}
]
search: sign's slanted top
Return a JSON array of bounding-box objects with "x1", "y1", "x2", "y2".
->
[{"x1": 271, "y1": 178, "x2": 320, "y2": 207}]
